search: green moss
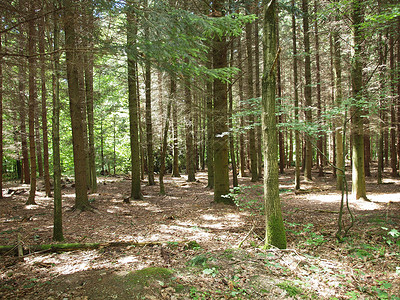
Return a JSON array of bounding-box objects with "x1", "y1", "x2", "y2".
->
[
  {"x1": 125, "y1": 267, "x2": 173, "y2": 289},
  {"x1": 264, "y1": 214, "x2": 287, "y2": 249},
  {"x1": 277, "y1": 281, "x2": 303, "y2": 297},
  {"x1": 184, "y1": 241, "x2": 201, "y2": 250}
]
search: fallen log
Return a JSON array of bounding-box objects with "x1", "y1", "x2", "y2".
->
[{"x1": 0, "y1": 240, "x2": 188, "y2": 256}]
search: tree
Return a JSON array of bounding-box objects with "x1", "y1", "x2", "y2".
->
[
  {"x1": 127, "y1": 2, "x2": 142, "y2": 200},
  {"x1": 302, "y1": 0, "x2": 312, "y2": 181},
  {"x1": 63, "y1": 0, "x2": 90, "y2": 210},
  {"x1": 0, "y1": 20, "x2": 2, "y2": 199},
  {"x1": 26, "y1": 0, "x2": 37, "y2": 205},
  {"x1": 52, "y1": 4, "x2": 63, "y2": 241},
  {"x1": 292, "y1": 0, "x2": 301, "y2": 190},
  {"x1": 351, "y1": 0, "x2": 367, "y2": 200},
  {"x1": 38, "y1": 5, "x2": 51, "y2": 197},
  {"x1": 245, "y1": 2, "x2": 258, "y2": 182},
  {"x1": 212, "y1": 0, "x2": 232, "y2": 204},
  {"x1": 262, "y1": 0, "x2": 286, "y2": 249}
]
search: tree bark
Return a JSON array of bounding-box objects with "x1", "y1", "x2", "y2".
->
[
  {"x1": 351, "y1": 0, "x2": 367, "y2": 200},
  {"x1": 255, "y1": 6, "x2": 263, "y2": 178},
  {"x1": 206, "y1": 58, "x2": 214, "y2": 187},
  {"x1": 172, "y1": 82, "x2": 180, "y2": 177},
  {"x1": 238, "y1": 37, "x2": 246, "y2": 177},
  {"x1": 292, "y1": 0, "x2": 300, "y2": 190},
  {"x1": 52, "y1": 4, "x2": 63, "y2": 241},
  {"x1": 245, "y1": 3, "x2": 258, "y2": 182},
  {"x1": 389, "y1": 33, "x2": 398, "y2": 177},
  {"x1": 63, "y1": 0, "x2": 90, "y2": 209},
  {"x1": 0, "y1": 21, "x2": 2, "y2": 199},
  {"x1": 84, "y1": 1, "x2": 97, "y2": 192},
  {"x1": 26, "y1": 0, "x2": 37, "y2": 205},
  {"x1": 262, "y1": 0, "x2": 287, "y2": 249},
  {"x1": 212, "y1": 1, "x2": 232, "y2": 204},
  {"x1": 38, "y1": 8, "x2": 51, "y2": 197},
  {"x1": 185, "y1": 75, "x2": 196, "y2": 182},
  {"x1": 302, "y1": 0, "x2": 312, "y2": 181},
  {"x1": 229, "y1": 39, "x2": 238, "y2": 188},
  {"x1": 127, "y1": 3, "x2": 142, "y2": 200}
]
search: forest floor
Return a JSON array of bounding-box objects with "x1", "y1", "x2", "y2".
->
[{"x1": 0, "y1": 167, "x2": 400, "y2": 299}]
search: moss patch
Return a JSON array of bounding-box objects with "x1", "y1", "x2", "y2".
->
[{"x1": 125, "y1": 267, "x2": 174, "y2": 287}]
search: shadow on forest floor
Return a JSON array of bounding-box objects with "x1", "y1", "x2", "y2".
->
[{"x1": 0, "y1": 166, "x2": 399, "y2": 299}]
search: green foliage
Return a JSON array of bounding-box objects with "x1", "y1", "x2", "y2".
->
[
  {"x1": 184, "y1": 241, "x2": 201, "y2": 250},
  {"x1": 276, "y1": 281, "x2": 303, "y2": 297},
  {"x1": 125, "y1": 267, "x2": 173, "y2": 287},
  {"x1": 188, "y1": 255, "x2": 208, "y2": 267}
]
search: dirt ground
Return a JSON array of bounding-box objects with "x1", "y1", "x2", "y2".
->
[{"x1": 0, "y1": 167, "x2": 399, "y2": 299}]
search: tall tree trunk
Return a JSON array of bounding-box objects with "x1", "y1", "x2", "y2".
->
[
  {"x1": 246, "y1": 4, "x2": 258, "y2": 182},
  {"x1": 377, "y1": 33, "x2": 386, "y2": 184},
  {"x1": 159, "y1": 91, "x2": 173, "y2": 195},
  {"x1": 229, "y1": 40, "x2": 238, "y2": 188},
  {"x1": 26, "y1": 0, "x2": 37, "y2": 205},
  {"x1": 314, "y1": 0, "x2": 323, "y2": 177},
  {"x1": 172, "y1": 81, "x2": 180, "y2": 177},
  {"x1": 397, "y1": 17, "x2": 400, "y2": 171},
  {"x1": 255, "y1": 6, "x2": 263, "y2": 178},
  {"x1": 238, "y1": 37, "x2": 246, "y2": 177},
  {"x1": 302, "y1": 0, "x2": 312, "y2": 181},
  {"x1": 333, "y1": 14, "x2": 344, "y2": 190},
  {"x1": 351, "y1": 0, "x2": 367, "y2": 200},
  {"x1": 292, "y1": 0, "x2": 300, "y2": 190},
  {"x1": 38, "y1": 9, "x2": 51, "y2": 197},
  {"x1": 277, "y1": 10, "x2": 285, "y2": 174},
  {"x1": 262, "y1": 0, "x2": 287, "y2": 249},
  {"x1": 206, "y1": 59, "x2": 214, "y2": 187},
  {"x1": 127, "y1": 4, "x2": 142, "y2": 200},
  {"x1": 63, "y1": 0, "x2": 90, "y2": 209},
  {"x1": 185, "y1": 75, "x2": 196, "y2": 182},
  {"x1": 145, "y1": 42, "x2": 155, "y2": 185},
  {"x1": 84, "y1": 1, "x2": 97, "y2": 192},
  {"x1": 0, "y1": 21, "x2": 2, "y2": 199},
  {"x1": 212, "y1": 1, "x2": 232, "y2": 204},
  {"x1": 52, "y1": 5, "x2": 63, "y2": 241},
  {"x1": 389, "y1": 33, "x2": 398, "y2": 177}
]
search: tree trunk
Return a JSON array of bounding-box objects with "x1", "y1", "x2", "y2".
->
[
  {"x1": 255, "y1": 6, "x2": 263, "y2": 179},
  {"x1": 52, "y1": 5, "x2": 63, "y2": 241},
  {"x1": 145, "y1": 52, "x2": 155, "y2": 185},
  {"x1": 26, "y1": 0, "x2": 37, "y2": 205},
  {"x1": 212, "y1": 1, "x2": 232, "y2": 204},
  {"x1": 351, "y1": 0, "x2": 367, "y2": 200},
  {"x1": 238, "y1": 37, "x2": 246, "y2": 178},
  {"x1": 314, "y1": 0, "x2": 323, "y2": 177},
  {"x1": 262, "y1": 0, "x2": 287, "y2": 249},
  {"x1": 84, "y1": 1, "x2": 97, "y2": 192},
  {"x1": 229, "y1": 40, "x2": 238, "y2": 188},
  {"x1": 38, "y1": 9, "x2": 51, "y2": 197},
  {"x1": 389, "y1": 33, "x2": 398, "y2": 177},
  {"x1": 245, "y1": 4, "x2": 258, "y2": 182},
  {"x1": 332, "y1": 16, "x2": 344, "y2": 190},
  {"x1": 127, "y1": 3, "x2": 142, "y2": 200},
  {"x1": 276, "y1": 11, "x2": 285, "y2": 175},
  {"x1": 206, "y1": 61, "x2": 214, "y2": 188},
  {"x1": 302, "y1": 0, "x2": 312, "y2": 181},
  {"x1": 292, "y1": 0, "x2": 300, "y2": 190},
  {"x1": 63, "y1": 0, "x2": 90, "y2": 209},
  {"x1": 159, "y1": 92, "x2": 173, "y2": 195},
  {"x1": 185, "y1": 75, "x2": 196, "y2": 182},
  {"x1": 0, "y1": 21, "x2": 2, "y2": 199},
  {"x1": 172, "y1": 82, "x2": 180, "y2": 177}
]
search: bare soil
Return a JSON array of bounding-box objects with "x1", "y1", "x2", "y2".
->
[{"x1": 1, "y1": 167, "x2": 399, "y2": 299}]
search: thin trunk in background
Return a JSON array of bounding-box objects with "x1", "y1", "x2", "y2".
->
[
  {"x1": 292, "y1": 0, "x2": 300, "y2": 190},
  {"x1": 246, "y1": 3, "x2": 258, "y2": 182},
  {"x1": 238, "y1": 37, "x2": 246, "y2": 177},
  {"x1": 277, "y1": 9, "x2": 285, "y2": 174},
  {"x1": 206, "y1": 57, "x2": 214, "y2": 187},
  {"x1": 0, "y1": 21, "x2": 3, "y2": 199},
  {"x1": 38, "y1": 8, "x2": 51, "y2": 197},
  {"x1": 255, "y1": 5, "x2": 263, "y2": 178},
  {"x1": 229, "y1": 39, "x2": 238, "y2": 188},
  {"x1": 302, "y1": 0, "x2": 312, "y2": 181},
  {"x1": 172, "y1": 80, "x2": 180, "y2": 177},
  {"x1": 389, "y1": 32, "x2": 398, "y2": 177}
]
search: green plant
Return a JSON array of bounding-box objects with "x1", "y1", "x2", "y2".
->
[
  {"x1": 372, "y1": 280, "x2": 393, "y2": 299},
  {"x1": 381, "y1": 227, "x2": 400, "y2": 246},
  {"x1": 277, "y1": 281, "x2": 303, "y2": 297},
  {"x1": 184, "y1": 241, "x2": 201, "y2": 250},
  {"x1": 202, "y1": 267, "x2": 218, "y2": 277}
]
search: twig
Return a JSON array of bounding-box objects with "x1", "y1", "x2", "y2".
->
[{"x1": 237, "y1": 223, "x2": 256, "y2": 248}]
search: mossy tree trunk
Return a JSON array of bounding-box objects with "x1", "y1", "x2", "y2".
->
[
  {"x1": 262, "y1": 0, "x2": 286, "y2": 249},
  {"x1": 351, "y1": 0, "x2": 367, "y2": 200},
  {"x1": 127, "y1": 2, "x2": 142, "y2": 200},
  {"x1": 0, "y1": 21, "x2": 2, "y2": 199}
]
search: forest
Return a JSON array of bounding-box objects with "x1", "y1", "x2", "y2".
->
[{"x1": 0, "y1": 0, "x2": 400, "y2": 298}]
